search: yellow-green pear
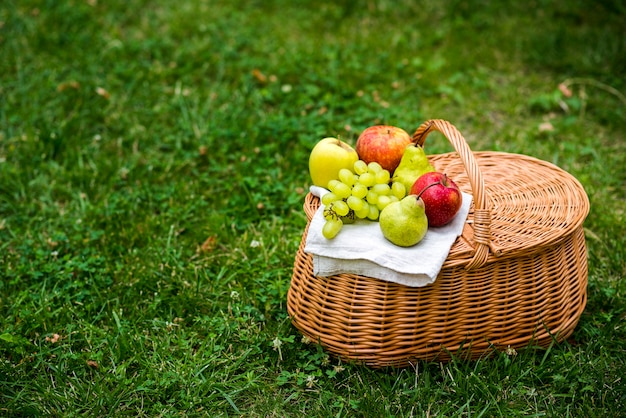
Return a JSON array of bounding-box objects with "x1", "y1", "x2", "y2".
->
[
  {"x1": 379, "y1": 195, "x2": 428, "y2": 247},
  {"x1": 391, "y1": 144, "x2": 435, "y2": 193}
]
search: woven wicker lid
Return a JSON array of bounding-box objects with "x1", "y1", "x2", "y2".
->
[
  {"x1": 426, "y1": 151, "x2": 589, "y2": 267},
  {"x1": 304, "y1": 119, "x2": 590, "y2": 271}
]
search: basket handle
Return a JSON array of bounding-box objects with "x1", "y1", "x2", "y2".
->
[{"x1": 413, "y1": 119, "x2": 499, "y2": 270}]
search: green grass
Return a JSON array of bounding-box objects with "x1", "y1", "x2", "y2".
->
[{"x1": 1, "y1": 0, "x2": 625, "y2": 416}]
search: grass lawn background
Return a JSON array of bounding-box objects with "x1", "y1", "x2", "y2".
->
[{"x1": 1, "y1": 0, "x2": 625, "y2": 416}]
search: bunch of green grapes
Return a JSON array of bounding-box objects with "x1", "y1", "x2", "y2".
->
[{"x1": 321, "y1": 160, "x2": 407, "y2": 239}]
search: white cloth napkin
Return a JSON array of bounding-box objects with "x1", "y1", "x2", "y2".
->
[{"x1": 304, "y1": 186, "x2": 472, "y2": 287}]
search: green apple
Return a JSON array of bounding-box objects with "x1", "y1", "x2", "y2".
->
[{"x1": 309, "y1": 137, "x2": 359, "y2": 188}]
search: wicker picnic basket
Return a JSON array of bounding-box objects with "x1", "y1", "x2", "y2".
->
[{"x1": 287, "y1": 119, "x2": 590, "y2": 367}]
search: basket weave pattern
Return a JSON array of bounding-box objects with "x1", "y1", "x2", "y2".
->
[{"x1": 288, "y1": 120, "x2": 589, "y2": 366}]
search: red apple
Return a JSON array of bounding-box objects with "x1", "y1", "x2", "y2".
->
[
  {"x1": 410, "y1": 172, "x2": 462, "y2": 227},
  {"x1": 355, "y1": 125, "x2": 412, "y2": 174}
]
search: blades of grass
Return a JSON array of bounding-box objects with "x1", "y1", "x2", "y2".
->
[
  {"x1": 216, "y1": 387, "x2": 241, "y2": 414},
  {"x1": 112, "y1": 310, "x2": 123, "y2": 332}
]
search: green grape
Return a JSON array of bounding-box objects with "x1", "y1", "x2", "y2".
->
[
  {"x1": 372, "y1": 183, "x2": 391, "y2": 196},
  {"x1": 327, "y1": 179, "x2": 341, "y2": 191},
  {"x1": 338, "y1": 168, "x2": 356, "y2": 186},
  {"x1": 330, "y1": 182, "x2": 352, "y2": 199},
  {"x1": 367, "y1": 205, "x2": 380, "y2": 221},
  {"x1": 391, "y1": 181, "x2": 406, "y2": 200},
  {"x1": 359, "y1": 172, "x2": 376, "y2": 187},
  {"x1": 351, "y1": 183, "x2": 368, "y2": 199},
  {"x1": 321, "y1": 192, "x2": 339, "y2": 207},
  {"x1": 332, "y1": 200, "x2": 350, "y2": 216},
  {"x1": 347, "y1": 195, "x2": 365, "y2": 211},
  {"x1": 354, "y1": 202, "x2": 370, "y2": 219},
  {"x1": 375, "y1": 169, "x2": 390, "y2": 184},
  {"x1": 353, "y1": 160, "x2": 368, "y2": 175},
  {"x1": 367, "y1": 161, "x2": 383, "y2": 173},
  {"x1": 323, "y1": 208, "x2": 335, "y2": 220},
  {"x1": 322, "y1": 218, "x2": 343, "y2": 239},
  {"x1": 366, "y1": 190, "x2": 378, "y2": 205},
  {"x1": 377, "y1": 195, "x2": 391, "y2": 211},
  {"x1": 389, "y1": 195, "x2": 399, "y2": 204}
]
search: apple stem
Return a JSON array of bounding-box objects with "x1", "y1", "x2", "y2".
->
[{"x1": 416, "y1": 181, "x2": 442, "y2": 199}]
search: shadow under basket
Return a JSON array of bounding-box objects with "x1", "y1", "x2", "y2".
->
[{"x1": 287, "y1": 119, "x2": 590, "y2": 367}]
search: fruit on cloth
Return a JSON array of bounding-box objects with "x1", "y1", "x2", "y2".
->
[
  {"x1": 320, "y1": 159, "x2": 396, "y2": 239},
  {"x1": 379, "y1": 195, "x2": 428, "y2": 247},
  {"x1": 309, "y1": 137, "x2": 358, "y2": 188},
  {"x1": 355, "y1": 125, "x2": 412, "y2": 174},
  {"x1": 391, "y1": 181, "x2": 407, "y2": 200},
  {"x1": 391, "y1": 143, "x2": 435, "y2": 193},
  {"x1": 411, "y1": 172, "x2": 462, "y2": 227},
  {"x1": 322, "y1": 218, "x2": 343, "y2": 239}
]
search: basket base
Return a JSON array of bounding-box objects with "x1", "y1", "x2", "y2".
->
[{"x1": 288, "y1": 227, "x2": 587, "y2": 367}]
